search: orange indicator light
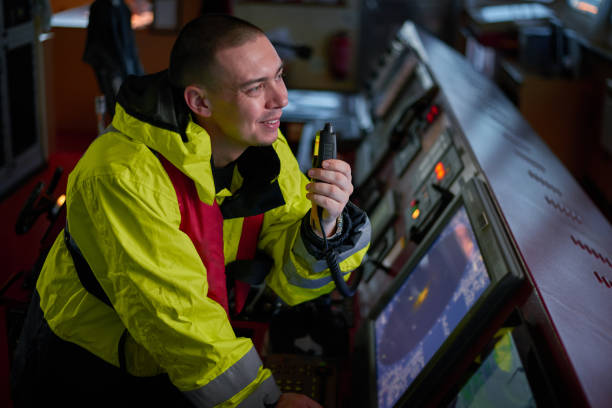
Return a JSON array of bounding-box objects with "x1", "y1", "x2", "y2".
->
[
  {"x1": 575, "y1": 1, "x2": 598, "y2": 14},
  {"x1": 434, "y1": 162, "x2": 446, "y2": 181},
  {"x1": 412, "y1": 208, "x2": 421, "y2": 219}
]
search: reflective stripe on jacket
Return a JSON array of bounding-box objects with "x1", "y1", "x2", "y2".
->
[{"x1": 36, "y1": 71, "x2": 370, "y2": 406}]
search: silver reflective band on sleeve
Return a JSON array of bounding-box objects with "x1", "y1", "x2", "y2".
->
[
  {"x1": 182, "y1": 346, "x2": 262, "y2": 407},
  {"x1": 292, "y1": 233, "x2": 321, "y2": 270},
  {"x1": 283, "y1": 254, "x2": 345, "y2": 289},
  {"x1": 284, "y1": 218, "x2": 372, "y2": 289},
  {"x1": 237, "y1": 374, "x2": 281, "y2": 408}
]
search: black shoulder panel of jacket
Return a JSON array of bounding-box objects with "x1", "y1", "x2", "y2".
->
[
  {"x1": 64, "y1": 226, "x2": 114, "y2": 310},
  {"x1": 116, "y1": 70, "x2": 191, "y2": 142},
  {"x1": 220, "y1": 145, "x2": 285, "y2": 219},
  {"x1": 300, "y1": 201, "x2": 369, "y2": 259}
]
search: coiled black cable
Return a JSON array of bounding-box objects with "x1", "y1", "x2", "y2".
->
[{"x1": 318, "y1": 208, "x2": 361, "y2": 297}]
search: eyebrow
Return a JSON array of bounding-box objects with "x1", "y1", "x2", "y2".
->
[{"x1": 238, "y1": 63, "x2": 284, "y2": 89}]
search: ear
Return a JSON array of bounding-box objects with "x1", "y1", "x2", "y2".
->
[{"x1": 184, "y1": 85, "x2": 212, "y2": 117}]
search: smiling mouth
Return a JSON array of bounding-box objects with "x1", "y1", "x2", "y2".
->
[
  {"x1": 262, "y1": 119, "x2": 279, "y2": 125},
  {"x1": 261, "y1": 110, "x2": 283, "y2": 125}
]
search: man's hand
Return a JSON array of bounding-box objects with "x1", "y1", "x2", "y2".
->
[
  {"x1": 276, "y1": 392, "x2": 323, "y2": 408},
  {"x1": 306, "y1": 159, "x2": 353, "y2": 238}
]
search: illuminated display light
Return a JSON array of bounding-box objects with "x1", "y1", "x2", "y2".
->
[
  {"x1": 425, "y1": 104, "x2": 441, "y2": 124},
  {"x1": 569, "y1": 0, "x2": 600, "y2": 14},
  {"x1": 577, "y1": 3, "x2": 598, "y2": 13},
  {"x1": 412, "y1": 208, "x2": 421, "y2": 219},
  {"x1": 56, "y1": 194, "x2": 66, "y2": 207},
  {"x1": 435, "y1": 162, "x2": 447, "y2": 181}
]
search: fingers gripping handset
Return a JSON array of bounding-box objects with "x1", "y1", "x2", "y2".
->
[
  {"x1": 311, "y1": 123, "x2": 337, "y2": 223},
  {"x1": 311, "y1": 123, "x2": 360, "y2": 297}
]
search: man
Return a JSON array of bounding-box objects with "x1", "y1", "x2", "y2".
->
[{"x1": 11, "y1": 14, "x2": 370, "y2": 407}]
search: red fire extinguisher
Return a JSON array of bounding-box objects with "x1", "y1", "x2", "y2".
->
[{"x1": 329, "y1": 31, "x2": 351, "y2": 80}]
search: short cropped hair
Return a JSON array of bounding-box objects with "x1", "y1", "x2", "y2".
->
[{"x1": 169, "y1": 14, "x2": 265, "y2": 89}]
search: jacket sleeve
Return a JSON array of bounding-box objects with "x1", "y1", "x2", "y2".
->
[
  {"x1": 67, "y1": 168, "x2": 280, "y2": 407},
  {"x1": 259, "y1": 137, "x2": 371, "y2": 306}
]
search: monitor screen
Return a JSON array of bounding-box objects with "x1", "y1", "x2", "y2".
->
[
  {"x1": 473, "y1": 3, "x2": 553, "y2": 24},
  {"x1": 449, "y1": 330, "x2": 536, "y2": 408},
  {"x1": 374, "y1": 206, "x2": 490, "y2": 408},
  {"x1": 7, "y1": 43, "x2": 37, "y2": 157}
]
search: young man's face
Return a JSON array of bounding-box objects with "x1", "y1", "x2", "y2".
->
[{"x1": 205, "y1": 34, "x2": 288, "y2": 150}]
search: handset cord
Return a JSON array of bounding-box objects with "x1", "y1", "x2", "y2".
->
[
  {"x1": 313, "y1": 122, "x2": 361, "y2": 297},
  {"x1": 318, "y1": 207, "x2": 360, "y2": 297}
]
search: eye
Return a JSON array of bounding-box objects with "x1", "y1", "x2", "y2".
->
[
  {"x1": 245, "y1": 83, "x2": 264, "y2": 96},
  {"x1": 275, "y1": 70, "x2": 285, "y2": 81}
]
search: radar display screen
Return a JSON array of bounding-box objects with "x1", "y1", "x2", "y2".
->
[{"x1": 374, "y1": 206, "x2": 490, "y2": 408}]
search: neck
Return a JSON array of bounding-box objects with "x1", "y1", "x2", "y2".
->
[{"x1": 195, "y1": 116, "x2": 246, "y2": 168}]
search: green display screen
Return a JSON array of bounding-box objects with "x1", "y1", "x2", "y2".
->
[{"x1": 449, "y1": 330, "x2": 536, "y2": 408}]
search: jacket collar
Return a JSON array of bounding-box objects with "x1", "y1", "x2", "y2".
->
[
  {"x1": 112, "y1": 71, "x2": 284, "y2": 214},
  {"x1": 220, "y1": 145, "x2": 284, "y2": 219}
]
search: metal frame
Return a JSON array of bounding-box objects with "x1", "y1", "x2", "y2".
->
[{"x1": 0, "y1": 0, "x2": 44, "y2": 198}]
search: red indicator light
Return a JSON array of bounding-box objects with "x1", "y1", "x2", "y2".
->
[
  {"x1": 434, "y1": 162, "x2": 446, "y2": 181},
  {"x1": 426, "y1": 113, "x2": 434, "y2": 123},
  {"x1": 431, "y1": 105, "x2": 439, "y2": 115}
]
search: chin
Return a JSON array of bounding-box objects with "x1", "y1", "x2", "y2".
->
[{"x1": 255, "y1": 131, "x2": 279, "y2": 146}]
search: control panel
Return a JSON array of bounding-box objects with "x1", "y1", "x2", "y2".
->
[{"x1": 265, "y1": 354, "x2": 338, "y2": 407}]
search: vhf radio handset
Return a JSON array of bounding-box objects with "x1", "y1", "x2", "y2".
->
[
  {"x1": 312, "y1": 123, "x2": 337, "y2": 170},
  {"x1": 312, "y1": 122, "x2": 337, "y2": 235},
  {"x1": 312, "y1": 123, "x2": 360, "y2": 297}
]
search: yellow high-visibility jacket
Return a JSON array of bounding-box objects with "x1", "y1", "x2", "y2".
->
[{"x1": 36, "y1": 71, "x2": 370, "y2": 407}]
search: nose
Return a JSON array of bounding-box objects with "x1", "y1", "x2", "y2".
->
[{"x1": 266, "y1": 78, "x2": 288, "y2": 110}]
